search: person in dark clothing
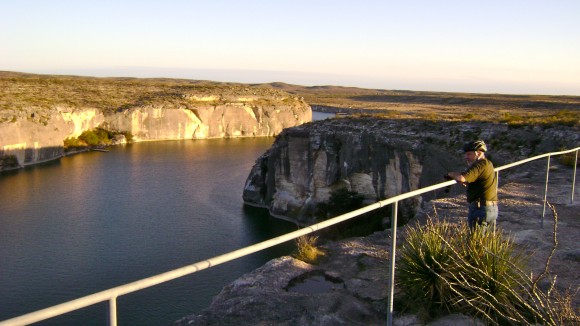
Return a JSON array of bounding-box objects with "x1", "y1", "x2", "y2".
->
[{"x1": 447, "y1": 140, "x2": 498, "y2": 230}]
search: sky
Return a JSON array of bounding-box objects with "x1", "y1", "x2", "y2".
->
[{"x1": 1, "y1": 0, "x2": 579, "y2": 96}]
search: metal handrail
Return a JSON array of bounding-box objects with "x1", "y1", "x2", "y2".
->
[{"x1": 1, "y1": 146, "x2": 578, "y2": 326}]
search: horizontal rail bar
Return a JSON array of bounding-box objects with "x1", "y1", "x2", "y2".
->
[
  {"x1": 495, "y1": 147, "x2": 579, "y2": 172},
  {"x1": 0, "y1": 202, "x2": 389, "y2": 326},
  {"x1": 2, "y1": 146, "x2": 578, "y2": 326}
]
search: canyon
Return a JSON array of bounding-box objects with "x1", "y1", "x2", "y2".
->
[
  {"x1": 2, "y1": 72, "x2": 579, "y2": 324},
  {"x1": 0, "y1": 72, "x2": 311, "y2": 170}
]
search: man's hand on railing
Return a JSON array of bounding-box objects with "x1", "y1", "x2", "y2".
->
[{"x1": 446, "y1": 172, "x2": 468, "y2": 187}]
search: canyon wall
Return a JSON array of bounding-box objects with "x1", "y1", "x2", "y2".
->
[
  {"x1": 0, "y1": 95, "x2": 311, "y2": 170},
  {"x1": 0, "y1": 108, "x2": 105, "y2": 167},
  {"x1": 242, "y1": 117, "x2": 579, "y2": 225}
]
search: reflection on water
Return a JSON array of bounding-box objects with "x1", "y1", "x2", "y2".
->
[{"x1": 0, "y1": 138, "x2": 297, "y2": 325}]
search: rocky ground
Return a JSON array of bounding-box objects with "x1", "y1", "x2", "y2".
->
[{"x1": 176, "y1": 159, "x2": 579, "y2": 325}]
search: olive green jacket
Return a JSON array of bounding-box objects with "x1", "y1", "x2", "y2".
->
[{"x1": 462, "y1": 158, "x2": 498, "y2": 203}]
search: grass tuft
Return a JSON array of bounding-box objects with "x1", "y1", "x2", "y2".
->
[{"x1": 293, "y1": 235, "x2": 325, "y2": 264}]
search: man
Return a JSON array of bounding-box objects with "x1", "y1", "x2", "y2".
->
[{"x1": 447, "y1": 140, "x2": 498, "y2": 230}]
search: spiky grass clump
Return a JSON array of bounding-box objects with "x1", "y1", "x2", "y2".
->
[
  {"x1": 396, "y1": 218, "x2": 457, "y2": 314},
  {"x1": 395, "y1": 216, "x2": 573, "y2": 324},
  {"x1": 293, "y1": 235, "x2": 325, "y2": 264},
  {"x1": 445, "y1": 225, "x2": 531, "y2": 323}
]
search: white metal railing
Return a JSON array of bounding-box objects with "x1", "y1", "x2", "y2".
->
[{"x1": 1, "y1": 146, "x2": 578, "y2": 326}]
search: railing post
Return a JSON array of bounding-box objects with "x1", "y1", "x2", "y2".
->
[
  {"x1": 109, "y1": 297, "x2": 117, "y2": 326},
  {"x1": 542, "y1": 155, "x2": 551, "y2": 227},
  {"x1": 495, "y1": 170, "x2": 499, "y2": 235},
  {"x1": 572, "y1": 150, "x2": 578, "y2": 204},
  {"x1": 386, "y1": 201, "x2": 398, "y2": 326}
]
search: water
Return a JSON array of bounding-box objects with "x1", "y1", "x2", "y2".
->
[
  {"x1": 312, "y1": 111, "x2": 335, "y2": 121},
  {"x1": 0, "y1": 138, "x2": 299, "y2": 325}
]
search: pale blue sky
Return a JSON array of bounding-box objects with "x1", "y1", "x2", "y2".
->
[{"x1": 1, "y1": 0, "x2": 579, "y2": 95}]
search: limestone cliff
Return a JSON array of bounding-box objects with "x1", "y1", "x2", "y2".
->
[
  {"x1": 0, "y1": 108, "x2": 105, "y2": 168},
  {"x1": 242, "y1": 117, "x2": 579, "y2": 225},
  {"x1": 102, "y1": 98, "x2": 309, "y2": 141},
  {"x1": 0, "y1": 73, "x2": 311, "y2": 170}
]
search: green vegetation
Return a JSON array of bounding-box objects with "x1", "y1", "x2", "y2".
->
[
  {"x1": 397, "y1": 215, "x2": 578, "y2": 325},
  {"x1": 558, "y1": 151, "x2": 578, "y2": 167},
  {"x1": 63, "y1": 128, "x2": 132, "y2": 151},
  {"x1": 0, "y1": 71, "x2": 300, "y2": 122},
  {"x1": 355, "y1": 109, "x2": 580, "y2": 127},
  {"x1": 2, "y1": 71, "x2": 579, "y2": 127},
  {"x1": 260, "y1": 82, "x2": 580, "y2": 127},
  {"x1": 315, "y1": 188, "x2": 389, "y2": 239},
  {"x1": 78, "y1": 130, "x2": 101, "y2": 146},
  {"x1": 499, "y1": 110, "x2": 580, "y2": 128},
  {"x1": 316, "y1": 188, "x2": 365, "y2": 219},
  {"x1": 0, "y1": 154, "x2": 19, "y2": 169},
  {"x1": 62, "y1": 137, "x2": 84, "y2": 150},
  {"x1": 293, "y1": 235, "x2": 325, "y2": 264}
]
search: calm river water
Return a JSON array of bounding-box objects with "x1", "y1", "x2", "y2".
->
[{"x1": 0, "y1": 137, "x2": 302, "y2": 325}]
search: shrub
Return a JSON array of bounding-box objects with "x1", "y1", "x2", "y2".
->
[
  {"x1": 448, "y1": 225, "x2": 530, "y2": 323},
  {"x1": 93, "y1": 128, "x2": 112, "y2": 144},
  {"x1": 74, "y1": 128, "x2": 114, "y2": 147},
  {"x1": 500, "y1": 112, "x2": 524, "y2": 125},
  {"x1": 463, "y1": 113, "x2": 475, "y2": 120},
  {"x1": 315, "y1": 188, "x2": 386, "y2": 239},
  {"x1": 78, "y1": 130, "x2": 99, "y2": 146},
  {"x1": 397, "y1": 218, "x2": 460, "y2": 314},
  {"x1": 0, "y1": 154, "x2": 19, "y2": 169},
  {"x1": 545, "y1": 110, "x2": 580, "y2": 127},
  {"x1": 63, "y1": 128, "x2": 131, "y2": 151},
  {"x1": 558, "y1": 151, "x2": 578, "y2": 167},
  {"x1": 293, "y1": 235, "x2": 325, "y2": 264},
  {"x1": 63, "y1": 137, "x2": 86, "y2": 150},
  {"x1": 396, "y1": 214, "x2": 577, "y2": 325},
  {"x1": 317, "y1": 188, "x2": 365, "y2": 219}
]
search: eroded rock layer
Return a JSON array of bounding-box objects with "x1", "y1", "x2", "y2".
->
[
  {"x1": 243, "y1": 117, "x2": 579, "y2": 224},
  {"x1": 0, "y1": 73, "x2": 311, "y2": 170}
]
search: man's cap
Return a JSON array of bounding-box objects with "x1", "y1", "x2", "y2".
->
[{"x1": 463, "y1": 140, "x2": 487, "y2": 152}]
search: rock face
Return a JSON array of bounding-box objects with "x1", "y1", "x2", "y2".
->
[
  {"x1": 0, "y1": 94, "x2": 311, "y2": 171},
  {"x1": 243, "y1": 117, "x2": 580, "y2": 225},
  {"x1": 103, "y1": 100, "x2": 309, "y2": 141},
  {"x1": 243, "y1": 119, "x2": 436, "y2": 225},
  {"x1": 0, "y1": 108, "x2": 105, "y2": 167}
]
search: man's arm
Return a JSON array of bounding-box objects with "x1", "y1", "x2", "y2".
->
[{"x1": 447, "y1": 172, "x2": 467, "y2": 185}]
